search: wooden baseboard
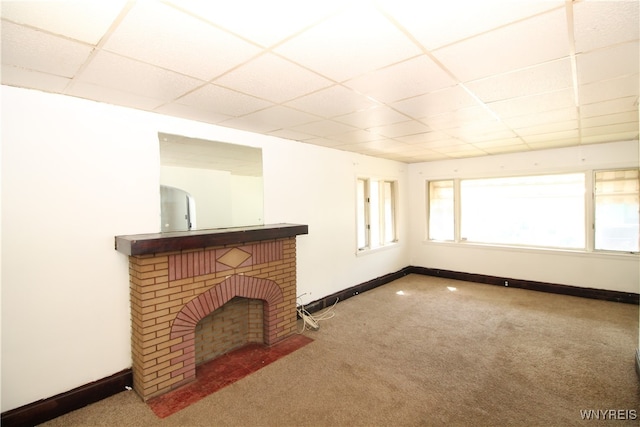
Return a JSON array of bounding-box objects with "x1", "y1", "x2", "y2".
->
[
  {"x1": 302, "y1": 266, "x2": 413, "y2": 313},
  {"x1": 0, "y1": 369, "x2": 132, "y2": 427},
  {"x1": 4, "y1": 266, "x2": 637, "y2": 426},
  {"x1": 409, "y1": 266, "x2": 639, "y2": 305},
  {"x1": 303, "y1": 266, "x2": 638, "y2": 313}
]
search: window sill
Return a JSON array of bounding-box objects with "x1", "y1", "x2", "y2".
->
[
  {"x1": 356, "y1": 241, "x2": 400, "y2": 257},
  {"x1": 422, "y1": 239, "x2": 639, "y2": 260}
]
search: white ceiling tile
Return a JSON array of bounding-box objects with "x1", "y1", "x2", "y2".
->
[
  {"x1": 579, "y1": 74, "x2": 639, "y2": 105},
  {"x1": 170, "y1": 0, "x2": 340, "y2": 48},
  {"x1": 175, "y1": 84, "x2": 273, "y2": 117},
  {"x1": 580, "y1": 96, "x2": 638, "y2": 118},
  {"x1": 421, "y1": 106, "x2": 498, "y2": 130},
  {"x1": 368, "y1": 120, "x2": 431, "y2": 138},
  {"x1": 220, "y1": 106, "x2": 318, "y2": 133},
  {"x1": 352, "y1": 139, "x2": 416, "y2": 154},
  {"x1": 465, "y1": 58, "x2": 573, "y2": 103},
  {"x1": 1, "y1": 64, "x2": 70, "y2": 93},
  {"x1": 521, "y1": 129, "x2": 580, "y2": 144},
  {"x1": 1, "y1": 0, "x2": 128, "y2": 44},
  {"x1": 449, "y1": 118, "x2": 510, "y2": 136},
  {"x1": 501, "y1": 106, "x2": 577, "y2": 128},
  {"x1": 396, "y1": 131, "x2": 453, "y2": 145},
  {"x1": 337, "y1": 142, "x2": 383, "y2": 154},
  {"x1": 581, "y1": 122, "x2": 639, "y2": 137},
  {"x1": 274, "y1": 5, "x2": 421, "y2": 82},
  {"x1": 433, "y1": 9, "x2": 570, "y2": 82},
  {"x1": 267, "y1": 128, "x2": 317, "y2": 142},
  {"x1": 577, "y1": 41, "x2": 639, "y2": 85},
  {"x1": 527, "y1": 138, "x2": 580, "y2": 150},
  {"x1": 284, "y1": 85, "x2": 378, "y2": 118},
  {"x1": 332, "y1": 129, "x2": 384, "y2": 144},
  {"x1": 1, "y1": 21, "x2": 93, "y2": 77},
  {"x1": 304, "y1": 137, "x2": 349, "y2": 148},
  {"x1": 488, "y1": 88, "x2": 576, "y2": 119},
  {"x1": 401, "y1": 149, "x2": 449, "y2": 162},
  {"x1": 581, "y1": 131, "x2": 639, "y2": 145},
  {"x1": 103, "y1": 1, "x2": 262, "y2": 81},
  {"x1": 441, "y1": 149, "x2": 489, "y2": 159},
  {"x1": 473, "y1": 138, "x2": 526, "y2": 149},
  {"x1": 515, "y1": 120, "x2": 579, "y2": 137},
  {"x1": 75, "y1": 51, "x2": 203, "y2": 101},
  {"x1": 153, "y1": 102, "x2": 232, "y2": 125},
  {"x1": 290, "y1": 120, "x2": 357, "y2": 138},
  {"x1": 214, "y1": 53, "x2": 333, "y2": 103},
  {"x1": 67, "y1": 81, "x2": 166, "y2": 111},
  {"x1": 573, "y1": 0, "x2": 639, "y2": 53},
  {"x1": 432, "y1": 143, "x2": 482, "y2": 153},
  {"x1": 451, "y1": 127, "x2": 517, "y2": 144},
  {"x1": 393, "y1": 85, "x2": 478, "y2": 118},
  {"x1": 379, "y1": 0, "x2": 564, "y2": 50},
  {"x1": 580, "y1": 111, "x2": 639, "y2": 129},
  {"x1": 422, "y1": 138, "x2": 467, "y2": 150},
  {"x1": 334, "y1": 105, "x2": 409, "y2": 129},
  {"x1": 343, "y1": 55, "x2": 457, "y2": 103},
  {"x1": 476, "y1": 143, "x2": 531, "y2": 155}
]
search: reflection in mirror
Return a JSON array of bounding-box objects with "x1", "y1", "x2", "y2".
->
[
  {"x1": 158, "y1": 132, "x2": 263, "y2": 232},
  {"x1": 160, "y1": 185, "x2": 196, "y2": 231}
]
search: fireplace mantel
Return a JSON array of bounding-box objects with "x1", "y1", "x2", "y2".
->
[{"x1": 115, "y1": 223, "x2": 308, "y2": 256}]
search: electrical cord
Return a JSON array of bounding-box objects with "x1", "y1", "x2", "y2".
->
[{"x1": 296, "y1": 295, "x2": 339, "y2": 333}]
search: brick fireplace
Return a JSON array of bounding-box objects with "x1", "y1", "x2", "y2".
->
[{"x1": 115, "y1": 224, "x2": 308, "y2": 401}]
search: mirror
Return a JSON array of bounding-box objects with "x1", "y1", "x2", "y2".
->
[{"x1": 158, "y1": 132, "x2": 263, "y2": 231}]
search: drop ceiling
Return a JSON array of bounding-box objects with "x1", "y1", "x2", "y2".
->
[{"x1": 2, "y1": 0, "x2": 638, "y2": 163}]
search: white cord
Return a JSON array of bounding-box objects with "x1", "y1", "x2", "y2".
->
[{"x1": 297, "y1": 296, "x2": 339, "y2": 333}]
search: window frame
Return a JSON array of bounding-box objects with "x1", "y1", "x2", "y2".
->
[
  {"x1": 425, "y1": 168, "x2": 639, "y2": 255},
  {"x1": 592, "y1": 168, "x2": 640, "y2": 254},
  {"x1": 357, "y1": 176, "x2": 399, "y2": 253}
]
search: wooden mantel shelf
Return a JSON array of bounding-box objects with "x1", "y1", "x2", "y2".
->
[{"x1": 115, "y1": 223, "x2": 308, "y2": 256}]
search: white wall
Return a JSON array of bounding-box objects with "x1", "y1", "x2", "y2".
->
[
  {"x1": 262, "y1": 138, "x2": 410, "y2": 304},
  {"x1": 0, "y1": 86, "x2": 409, "y2": 412},
  {"x1": 230, "y1": 175, "x2": 263, "y2": 226},
  {"x1": 409, "y1": 141, "x2": 640, "y2": 294}
]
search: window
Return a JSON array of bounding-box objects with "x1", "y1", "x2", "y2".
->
[
  {"x1": 594, "y1": 169, "x2": 639, "y2": 252},
  {"x1": 428, "y1": 180, "x2": 454, "y2": 241},
  {"x1": 426, "y1": 169, "x2": 640, "y2": 254},
  {"x1": 460, "y1": 174, "x2": 585, "y2": 249},
  {"x1": 357, "y1": 178, "x2": 398, "y2": 251}
]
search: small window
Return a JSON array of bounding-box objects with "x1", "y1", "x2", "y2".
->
[
  {"x1": 356, "y1": 178, "x2": 369, "y2": 250},
  {"x1": 357, "y1": 178, "x2": 398, "y2": 251},
  {"x1": 594, "y1": 169, "x2": 639, "y2": 252},
  {"x1": 428, "y1": 180, "x2": 454, "y2": 241}
]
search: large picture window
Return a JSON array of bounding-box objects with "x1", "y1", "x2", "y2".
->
[
  {"x1": 460, "y1": 174, "x2": 585, "y2": 249},
  {"x1": 426, "y1": 169, "x2": 639, "y2": 254},
  {"x1": 357, "y1": 177, "x2": 398, "y2": 251}
]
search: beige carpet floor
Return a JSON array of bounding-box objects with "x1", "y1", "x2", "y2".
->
[{"x1": 41, "y1": 274, "x2": 639, "y2": 426}]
